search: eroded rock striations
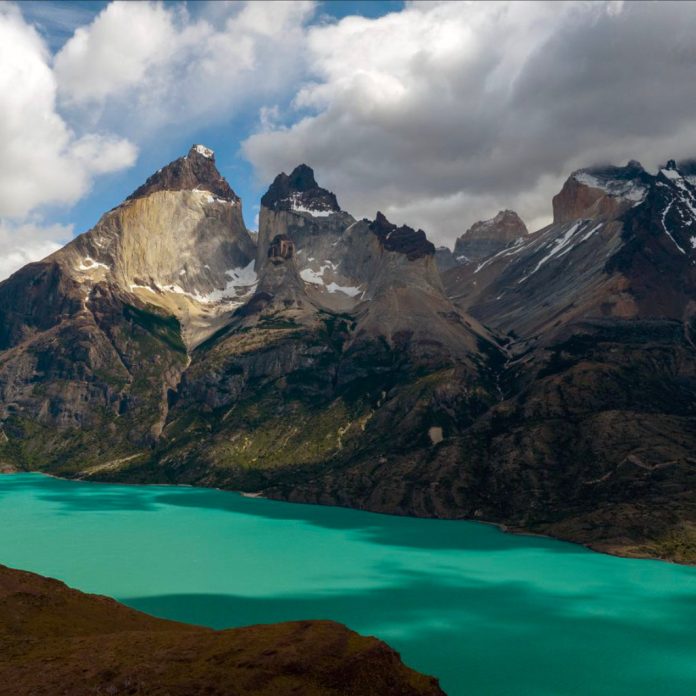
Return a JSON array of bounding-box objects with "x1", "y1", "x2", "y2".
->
[
  {"x1": 0, "y1": 148, "x2": 695, "y2": 563},
  {"x1": 0, "y1": 564, "x2": 444, "y2": 696}
]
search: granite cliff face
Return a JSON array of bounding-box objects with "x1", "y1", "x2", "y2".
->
[
  {"x1": 0, "y1": 565, "x2": 444, "y2": 696},
  {"x1": 0, "y1": 150, "x2": 695, "y2": 562}
]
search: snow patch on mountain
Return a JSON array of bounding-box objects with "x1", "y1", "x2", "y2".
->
[
  {"x1": 660, "y1": 168, "x2": 681, "y2": 181},
  {"x1": 288, "y1": 193, "x2": 334, "y2": 217},
  {"x1": 300, "y1": 266, "x2": 329, "y2": 285},
  {"x1": 516, "y1": 220, "x2": 604, "y2": 284},
  {"x1": 660, "y1": 200, "x2": 687, "y2": 255},
  {"x1": 192, "y1": 144, "x2": 214, "y2": 159},
  {"x1": 129, "y1": 261, "x2": 257, "y2": 306},
  {"x1": 193, "y1": 188, "x2": 235, "y2": 206},
  {"x1": 474, "y1": 236, "x2": 528, "y2": 273},
  {"x1": 325, "y1": 282, "x2": 362, "y2": 297},
  {"x1": 300, "y1": 262, "x2": 362, "y2": 296},
  {"x1": 574, "y1": 172, "x2": 647, "y2": 203},
  {"x1": 77, "y1": 257, "x2": 110, "y2": 272}
]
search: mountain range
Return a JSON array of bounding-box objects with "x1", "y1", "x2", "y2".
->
[{"x1": 1, "y1": 146, "x2": 694, "y2": 562}]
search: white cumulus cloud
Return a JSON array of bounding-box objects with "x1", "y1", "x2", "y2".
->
[
  {"x1": 243, "y1": 0, "x2": 696, "y2": 246},
  {"x1": 0, "y1": 221, "x2": 73, "y2": 281},
  {"x1": 53, "y1": 0, "x2": 316, "y2": 137},
  {"x1": 0, "y1": 3, "x2": 136, "y2": 278},
  {"x1": 0, "y1": 4, "x2": 137, "y2": 218}
]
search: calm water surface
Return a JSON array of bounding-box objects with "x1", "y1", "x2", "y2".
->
[{"x1": 1, "y1": 473, "x2": 695, "y2": 695}]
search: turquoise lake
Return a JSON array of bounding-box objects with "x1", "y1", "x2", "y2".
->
[{"x1": 1, "y1": 473, "x2": 695, "y2": 695}]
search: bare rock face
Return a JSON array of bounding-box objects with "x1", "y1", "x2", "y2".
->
[
  {"x1": 0, "y1": 564, "x2": 445, "y2": 696},
  {"x1": 128, "y1": 144, "x2": 238, "y2": 202},
  {"x1": 434, "y1": 247, "x2": 457, "y2": 272},
  {"x1": 552, "y1": 160, "x2": 652, "y2": 224},
  {"x1": 369, "y1": 212, "x2": 436, "y2": 260},
  {"x1": 261, "y1": 163, "x2": 340, "y2": 215},
  {"x1": 249, "y1": 233, "x2": 310, "y2": 314},
  {"x1": 255, "y1": 164, "x2": 365, "y2": 313},
  {"x1": 453, "y1": 210, "x2": 527, "y2": 263},
  {"x1": 47, "y1": 145, "x2": 257, "y2": 349},
  {"x1": 435, "y1": 157, "x2": 696, "y2": 561}
]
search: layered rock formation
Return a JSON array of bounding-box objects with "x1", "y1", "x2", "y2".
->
[
  {"x1": 437, "y1": 160, "x2": 696, "y2": 562},
  {"x1": 0, "y1": 564, "x2": 444, "y2": 696},
  {"x1": 0, "y1": 150, "x2": 695, "y2": 563}
]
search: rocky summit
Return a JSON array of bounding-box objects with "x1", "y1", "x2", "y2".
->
[
  {"x1": 452, "y1": 210, "x2": 528, "y2": 264},
  {"x1": 0, "y1": 147, "x2": 695, "y2": 563}
]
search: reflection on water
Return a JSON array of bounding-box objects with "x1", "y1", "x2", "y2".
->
[{"x1": 1, "y1": 473, "x2": 695, "y2": 696}]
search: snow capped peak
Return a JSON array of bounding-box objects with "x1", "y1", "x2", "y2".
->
[
  {"x1": 191, "y1": 144, "x2": 214, "y2": 159},
  {"x1": 574, "y1": 172, "x2": 648, "y2": 203},
  {"x1": 127, "y1": 145, "x2": 238, "y2": 203},
  {"x1": 572, "y1": 161, "x2": 650, "y2": 203},
  {"x1": 660, "y1": 168, "x2": 682, "y2": 181},
  {"x1": 659, "y1": 160, "x2": 683, "y2": 181},
  {"x1": 261, "y1": 164, "x2": 341, "y2": 214}
]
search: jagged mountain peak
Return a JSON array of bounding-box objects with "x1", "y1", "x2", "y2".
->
[
  {"x1": 287, "y1": 163, "x2": 318, "y2": 190},
  {"x1": 261, "y1": 164, "x2": 340, "y2": 215},
  {"x1": 453, "y1": 209, "x2": 527, "y2": 263},
  {"x1": 467, "y1": 209, "x2": 526, "y2": 235},
  {"x1": 553, "y1": 159, "x2": 652, "y2": 224},
  {"x1": 369, "y1": 212, "x2": 435, "y2": 261},
  {"x1": 38, "y1": 143, "x2": 257, "y2": 349},
  {"x1": 190, "y1": 144, "x2": 215, "y2": 159},
  {"x1": 488, "y1": 209, "x2": 526, "y2": 225},
  {"x1": 656, "y1": 159, "x2": 691, "y2": 184},
  {"x1": 127, "y1": 144, "x2": 238, "y2": 203}
]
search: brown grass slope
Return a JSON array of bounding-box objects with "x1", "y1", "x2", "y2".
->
[{"x1": 0, "y1": 565, "x2": 444, "y2": 696}]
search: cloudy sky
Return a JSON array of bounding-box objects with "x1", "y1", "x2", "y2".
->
[{"x1": 2, "y1": 0, "x2": 696, "y2": 280}]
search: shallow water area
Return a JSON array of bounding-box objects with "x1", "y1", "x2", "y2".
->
[{"x1": 1, "y1": 473, "x2": 695, "y2": 695}]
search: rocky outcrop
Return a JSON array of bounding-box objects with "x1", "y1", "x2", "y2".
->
[
  {"x1": 552, "y1": 160, "x2": 652, "y2": 224},
  {"x1": 0, "y1": 564, "x2": 444, "y2": 696},
  {"x1": 128, "y1": 144, "x2": 238, "y2": 202},
  {"x1": 261, "y1": 163, "x2": 340, "y2": 214},
  {"x1": 453, "y1": 210, "x2": 527, "y2": 262},
  {"x1": 434, "y1": 247, "x2": 457, "y2": 272},
  {"x1": 369, "y1": 212, "x2": 435, "y2": 260},
  {"x1": 255, "y1": 165, "x2": 363, "y2": 313}
]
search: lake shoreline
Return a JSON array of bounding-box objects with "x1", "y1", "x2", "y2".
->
[
  {"x1": 2, "y1": 470, "x2": 695, "y2": 696},
  {"x1": 2, "y1": 469, "x2": 689, "y2": 567}
]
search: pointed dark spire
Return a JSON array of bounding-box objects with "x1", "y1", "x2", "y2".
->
[
  {"x1": 261, "y1": 164, "x2": 340, "y2": 213},
  {"x1": 369, "y1": 212, "x2": 435, "y2": 260}
]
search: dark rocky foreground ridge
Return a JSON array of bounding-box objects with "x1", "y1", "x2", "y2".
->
[
  {"x1": 0, "y1": 149, "x2": 695, "y2": 562},
  {"x1": 0, "y1": 564, "x2": 444, "y2": 696}
]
